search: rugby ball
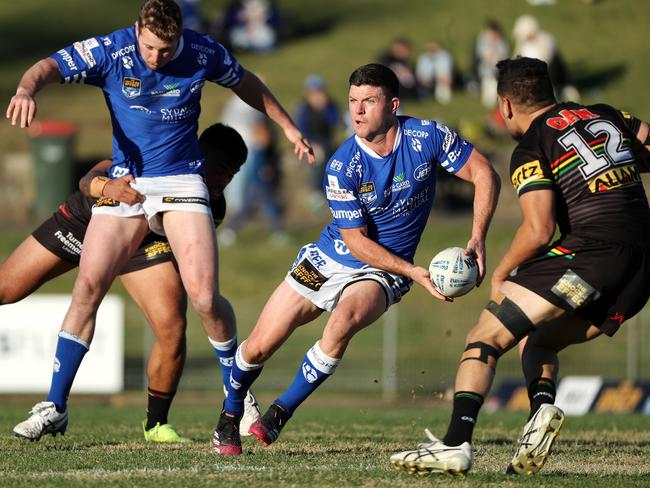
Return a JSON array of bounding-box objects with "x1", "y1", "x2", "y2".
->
[{"x1": 428, "y1": 247, "x2": 478, "y2": 298}]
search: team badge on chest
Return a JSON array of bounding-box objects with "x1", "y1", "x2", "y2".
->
[{"x1": 122, "y1": 77, "x2": 141, "y2": 98}]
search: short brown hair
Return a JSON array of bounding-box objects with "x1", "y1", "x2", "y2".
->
[
  {"x1": 496, "y1": 57, "x2": 556, "y2": 112},
  {"x1": 138, "y1": 0, "x2": 183, "y2": 42}
]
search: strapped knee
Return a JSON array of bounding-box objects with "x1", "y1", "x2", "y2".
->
[
  {"x1": 485, "y1": 297, "x2": 534, "y2": 341},
  {"x1": 462, "y1": 341, "x2": 501, "y2": 367}
]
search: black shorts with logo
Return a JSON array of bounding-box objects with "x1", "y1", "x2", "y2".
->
[
  {"x1": 507, "y1": 234, "x2": 650, "y2": 336},
  {"x1": 31, "y1": 212, "x2": 174, "y2": 275}
]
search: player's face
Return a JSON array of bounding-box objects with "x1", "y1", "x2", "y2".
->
[
  {"x1": 349, "y1": 84, "x2": 398, "y2": 141},
  {"x1": 202, "y1": 143, "x2": 236, "y2": 197},
  {"x1": 136, "y1": 25, "x2": 179, "y2": 71}
]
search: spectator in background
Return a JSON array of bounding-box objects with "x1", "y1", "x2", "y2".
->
[
  {"x1": 474, "y1": 20, "x2": 509, "y2": 108},
  {"x1": 219, "y1": 95, "x2": 286, "y2": 246},
  {"x1": 416, "y1": 41, "x2": 454, "y2": 104},
  {"x1": 378, "y1": 37, "x2": 418, "y2": 100},
  {"x1": 295, "y1": 75, "x2": 341, "y2": 211},
  {"x1": 223, "y1": 0, "x2": 281, "y2": 52},
  {"x1": 512, "y1": 15, "x2": 579, "y2": 101}
]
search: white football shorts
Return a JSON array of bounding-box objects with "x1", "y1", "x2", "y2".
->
[
  {"x1": 285, "y1": 243, "x2": 412, "y2": 312},
  {"x1": 91, "y1": 174, "x2": 212, "y2": 236}
]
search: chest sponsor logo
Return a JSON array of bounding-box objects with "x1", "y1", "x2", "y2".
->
[
  {"x1": 122, "y1": 56, "x2": 134, "y2": 69},
  {"x1": 334, "y1": 239, "x2": 350, "y2": 255},
  {"x1": 384, "y1": 173, "x2": 411, "y2": 196},
  {"x1": 151, "y1": 82, "x2": 181, "y2": 97},
  {"x1": 122, "y1": 77, "x2": 141, "y2": 98},
  {"x1": 414, "y1": 162, "x2": 432, "y2": 181},
  {"x1": 290, "y1": 258, "x2": 329, "y2": 291},
  {"x1": 403, "y1": 128, "x2": 429, "y2": 138},
  {"x1": 190, "y1": 79, "x2": 205, "y2": 94},
  {"x1": 411, "y1": 138, "x2": 422, "y2": 152},
  {"x1": 358, "y1": 181, "x2": 377, "y2": 205},
  {"x1": 511, "y1": 160, "x2": 543, "y2": 191},
  {"x1": 392, "y1": 186, "x2": 430, "y2": 217},
  {"x1": 197, "y1": 52, "x2": 208, "y2": 66},
  {"x1": 346, "y1": 151, "x2": 362, "y2": 178},
  {"x1": 129, "y1": 105, "x2": 156, "y2": 115},
  {"x1": 191, "y1": 43, "x2": 215, "y2": 55},
  {"x1": 587, "y1": 164, "x2": 641, "y2": 193},
  {"x1": 326, "y1": 187, "x2": 356, "y2": 202},
  {"x1": 112, "y1": 44, "x2": 136, "y2": 60},
  {"x1": 161, "y1": 106, "x2": 196, "y2": 122}
]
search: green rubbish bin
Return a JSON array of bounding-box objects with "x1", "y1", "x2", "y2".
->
[{"x1": 28, "y1": 120, "x2": 77, "y2": 218}]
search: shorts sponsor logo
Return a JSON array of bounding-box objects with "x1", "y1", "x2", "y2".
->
[
  {"x1": 414, "y1": 162, "x2": 432, "y2": 181},
  {"x1": 94, "y1": 197, "x2": 120, "y2": 207},
  {"x1": 111, "y1": 44, "x2": 136, "y2": 59},
  {"x1": 329, "y1": 159, "x2": 343, "y2": 172},
  {"x1": 334, "y1": 239, "x2": 350, "y2": 255},
  {"x1": 511, "y1": 160, "x2": 544, "y2": 192},
  {"x1": 57, "y1": 49, "x2": 78, "y2": 71},
  {"x1": 326, "y1": 187, "x2": 356, "y2": 202},
  {"x1": 122, "y1": 77, "x2": 141, "y2": 98},
  {"x1": 588, "y1": 164, "x2": 641, "y2": 193},
  {"x1": 121, "y1": 56, "x2": 133, "y2": 69},
  {"x1": 162, "y1": 196, "x2": 209, "y2": 206},
  {"x1": 190, "y1": 79, "x2": 205, "y2": 94},
  {"x1": 144, "y1": 240, "x2": 172, "y2": 259},
  {"x1": 302, "y1": 362, "x2": 319, "y2": 383},
  {"x1": 54, "y1": 230, "x2": 83, "y2": 256},
  {"x1": 358, "y1": 181, "x2": 376, "y2": 205},
  {"x1": 308, "y1": 249, "x2": 327, "y2": 268},
  {"x1": 551, "y1": 269, "x2": 600, "y2": 309},
  {"x1": 411, "y1": 138, "x2": 422, "y2": 152},
  {"x1": 330, "y1": 208, "x2": 364, "y2": 220},
  {"x1": 290, "y1": 258, "x2": 329, "y2": 291}
]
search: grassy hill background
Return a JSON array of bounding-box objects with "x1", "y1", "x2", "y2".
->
[{"x1": 1, "y1": 0, "x2": 649, "y2": 394}]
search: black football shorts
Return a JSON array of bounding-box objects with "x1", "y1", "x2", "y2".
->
[{"x1": 507, "y1": 234, "x2": 650, "y2": 336}]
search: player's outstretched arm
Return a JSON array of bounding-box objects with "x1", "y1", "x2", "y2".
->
[
  {"x1": 339, "y1": 227, "x2": 451, "y2": 302},
  {"x1": 6, "y1": 58, "x2": 60, "y2": 129},
  {"x1": 490, "y1": 189, "x2": 556, "y2": 301},
  {"x1": 79, "y1": 160, "x2": 144, "y2": 205},
  {"x1": 231, "y1": 70, "x2": 315, "y2": 164},
  {"x1": 453, "y1": 148, "x2": 501, "y2": 284}
]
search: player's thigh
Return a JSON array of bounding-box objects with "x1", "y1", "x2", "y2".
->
[
  {"x1": 162, "y1": 210, "x2": 216, "y2": 286},
  {"x1": 246, "y1": 281, "x2": 322, "y2": 360},
  {"x1": 324, "y1": 280, "x2": 387, "y2": 339},
  {"x1": 0, "y1": 235, "x2": 76, "y2": 303},
  {"x1": 79, "y1": 214, "x2": 149, "y2": 285},
  {"x1": 500, "y1": 281, "x2": 567, "y2": 325},
  {"x1": 119, "y1": 261, "x2": 187, "y2": 341},
  {"x1": 523, "y1": 314, "x2": 603, "y2": 353}
]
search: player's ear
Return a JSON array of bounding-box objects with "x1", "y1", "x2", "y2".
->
[
  {"x1": 391, "y1": 97, "x2": 400, "y2": 115},
  {"x1": 498, "y1": 96, "x2": 513, "y2": 120}
]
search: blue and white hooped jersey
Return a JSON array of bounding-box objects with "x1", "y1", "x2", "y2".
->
[
  {"x1": 50, "y1": 25, "x2": 244, "y2": 178},
  {"x1": 316, "y1": 116, "x2": 473, "y2": 269}
]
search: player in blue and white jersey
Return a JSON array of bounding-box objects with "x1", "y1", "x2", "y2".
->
[
  {"x1": 211, "y1": 63, "x2": 500, "y2": 455},
  {"x1": 6, "y1": 0, "x2": 312, "y2": 439}
]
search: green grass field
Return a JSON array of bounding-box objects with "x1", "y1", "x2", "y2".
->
[{"x1": 2, "y1": 398, "x2": 650, "y2": 487}]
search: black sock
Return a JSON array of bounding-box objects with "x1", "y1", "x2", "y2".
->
[
  {"x1": 146, "y1": 388, "x2": 175, "y2": 430},
  {"x1": 443, "y1": 391, "x2": 484, "y2": 446},
  {"x1": 528, "y1": 378, "x2": 556, "y2": 420}
]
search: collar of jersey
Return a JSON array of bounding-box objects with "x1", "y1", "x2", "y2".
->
[{"x1": 354, "y1": 121, "x2": 402, "y2": 159}]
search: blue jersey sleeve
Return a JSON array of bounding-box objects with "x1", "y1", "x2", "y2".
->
[
  {"x1": 49, "y1": 37, "x2": 109, "y2": 87},
  {"x1": 201, "y1": 36, "x2": 245, "y2": 88},
  {"x1": 324, "y1": 154, "x2": 366, "y2": 229},
  {"x1": 428, "y1": 121, "x2": 474, "y2": 174}
]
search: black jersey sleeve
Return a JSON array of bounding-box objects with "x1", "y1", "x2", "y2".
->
[{"x1": 509, "y1": 139, "x2": 555, "y2": 197}]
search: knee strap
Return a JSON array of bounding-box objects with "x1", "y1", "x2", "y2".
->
[
  {"x1": 462, "y1": 341, "x2": 501, "y2": 365},
  {"x1": 485, "y1": 297, "x2": 534, "y2": 341}
]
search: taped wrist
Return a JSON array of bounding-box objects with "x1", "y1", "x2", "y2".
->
[{"x1": 89, "y1": 176, "x2": 109, "y2": 198}]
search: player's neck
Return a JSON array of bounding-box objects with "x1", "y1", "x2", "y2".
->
[
  {"x1": 362, "y1": 119, "x2": 399, "y2": 157},
  {"x1": 521, "y1": 102, "x2": 557, "y2": 134}
]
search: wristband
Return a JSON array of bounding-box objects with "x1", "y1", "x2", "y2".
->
[{"x1": 90, "y1": 176, "x2": 109, "y2": 198}]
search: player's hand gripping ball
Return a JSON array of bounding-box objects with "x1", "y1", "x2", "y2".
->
[{"x1": 428, "y1": 247, "x2": 478, "y2": 298}]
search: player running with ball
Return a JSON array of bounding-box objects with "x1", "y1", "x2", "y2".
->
[
  {"x1": 391, "y1": 57, "x2": 650, "y2": 476},
  {"x1": 212, "y1": 63, "x2": 500, "y2": 455}
]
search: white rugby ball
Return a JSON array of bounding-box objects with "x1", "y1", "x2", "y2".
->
[{"x1": 429, "y1": 246, "x2": 478, "y2": 298}]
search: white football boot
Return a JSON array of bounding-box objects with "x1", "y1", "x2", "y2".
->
[
  {"x1": 13, "y1": 401, "x2": 68, "y2": 441},
  {"x1": 390, "y1": 429, "x2": 472, "y2": 476},
  {"x1": 223, "y1": 386, "x2": 261, "y2": 436},
  {"x1": 507, "y1": 403, "x2": 565, "y2": 475}
]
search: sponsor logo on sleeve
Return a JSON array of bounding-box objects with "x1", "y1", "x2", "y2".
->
[
  {"x1": 290, "y1": 258, "x2": 329, "y2": 291},
  {"x1": 57, "y1": 49, "x2": 78, "y2": 71},
  {"x1": 102, "y1": 37, "x2": 112, "y2": 46},
  {"x1": 414, "y1": 162, "x2": 432, "y2": 181},
  {"x1": 329, "y1": 159, "x2": 343, "y2": 172},
  {"x1": 122, "y1": 77, "x2": 141, "y2": 98},
  {"x1": 327, "y1": 175, "x2": 340, "y2": 189},
  {"x1": 73, "y1": 39, "x2": 98, "y2": 68},
  {"x1": 330, "y1": 208, "x2": 364, "y2": 220},
  {"x1": 220, "y1": 44, "x2": 232, "y2": 65},
  {"x1": 346, "y1": 151, "x2": 362, "y2": 178},
  {"x1": 511, "y1": 160, "x2": 548, "y2": 194},
  {"x1": 358, "y1": 181, "x2": 376, "y2": 205},
  {"x1": 326, "y1": 187, "x2": 356, "y2": 202}
]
